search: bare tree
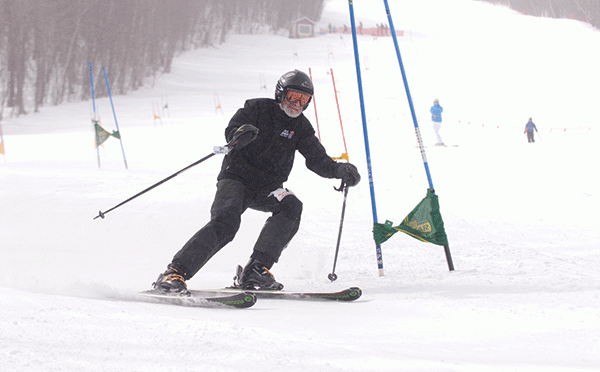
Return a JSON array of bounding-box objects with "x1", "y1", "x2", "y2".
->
[
  {"x1": 4, "y1": 1, "x2": 30, "y2": 115},
  {"x1": 0, "y1": 0, "x2": 325, "y2": 118}
]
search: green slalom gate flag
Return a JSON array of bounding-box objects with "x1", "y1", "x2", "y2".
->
[
  {"x1": 373, "y1": 189, "x2": 449, "y2": 246},
  {"x1": 94, "y1": 121, "x2": 120, "y2": 147}
]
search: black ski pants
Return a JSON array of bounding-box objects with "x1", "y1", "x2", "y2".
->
[{"x1": 171, "y1": 178, "x2": 302, "y2": 280}]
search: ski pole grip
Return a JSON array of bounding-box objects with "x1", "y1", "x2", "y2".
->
[
  {"x1": 334, "y1": 179, "x2": 345, "y2": 192},
  {"x1": 213, "y1": 146, "x2": 230, "y2": 155}
]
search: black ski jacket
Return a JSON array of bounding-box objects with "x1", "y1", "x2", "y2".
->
[{"x1": 218, "y1": 98, "x2": 339, "y2": 192}]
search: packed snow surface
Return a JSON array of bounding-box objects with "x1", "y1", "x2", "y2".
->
[{"x1": 1, "y1": 0, "x2": 599, "y2": 371}]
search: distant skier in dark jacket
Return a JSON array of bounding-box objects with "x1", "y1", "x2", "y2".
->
[
  {"x1": 152, "y1": 70, "x2": 361, "y2": 294},
  {"x1": 524, "y1": 118, "x2": 538, "y2": 143}
]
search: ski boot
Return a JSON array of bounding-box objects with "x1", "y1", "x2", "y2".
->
[
  {"x1": 152, "y1": 266, "x2": 189, "y2": 295},
  {"x1": 234, "y1": 259, "x2": 284, "y2": 291}
]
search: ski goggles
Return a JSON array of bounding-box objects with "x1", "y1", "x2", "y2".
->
[{"x1": 284, "y1": 89, "x2": 312, "y2": 107}]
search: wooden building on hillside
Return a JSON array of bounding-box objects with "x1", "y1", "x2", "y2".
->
[{"x1": 290, "y1": 17, "x2": 315, "y2": 38}]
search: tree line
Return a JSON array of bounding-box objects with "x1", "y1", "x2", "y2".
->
[
  {"x1": 0, "y1": 0, "x2": 324, "y2": 117},
  {"x1": 479, "y1": 0, "x2": 599, "y2": 28}
]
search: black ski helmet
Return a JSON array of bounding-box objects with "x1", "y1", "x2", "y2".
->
[{"x1": 275, "y1": 70, "x2": 314, "y2": 105}]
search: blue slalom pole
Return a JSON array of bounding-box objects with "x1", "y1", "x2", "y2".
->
[
  {"x1": 102, "y1": 66, "x2": 128, "y2": 170},
  {"x1": 89, "y1": 63, "x2": 97, "y2": 118},
  {"x1": 89, "y1": 62, "x2": 101, "y2": 168},
  {"x1": 383, "y1": 0, "x2": 435, "y2": 191},
  {"x1": 348, "y1": 0, "x2": 384, "y2": 276},
  {"x1": 383, "y1": 0, "x2": 454, "y2": 271}
]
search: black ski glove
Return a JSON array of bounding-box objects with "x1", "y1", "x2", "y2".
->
[
  {"x1": 229, "y1": 124, "x2": 259, "y2": 149},
  {"x1": 335, "y1": 163, "x2": 361, "y2": 187}
]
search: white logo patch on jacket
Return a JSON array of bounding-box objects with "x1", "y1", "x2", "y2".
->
[{"x1": 269, "y1": 188, "x2": 295, "y2": 202}]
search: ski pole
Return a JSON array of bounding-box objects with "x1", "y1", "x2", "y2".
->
[
  {"x1": 94, "y1": 144, "x2": 231, "y2": 220},
  {"x1": 328, "y1": 182, "x2": 349, "y2": 282}
]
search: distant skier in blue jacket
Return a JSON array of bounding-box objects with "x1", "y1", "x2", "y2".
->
[
  {"x1": 524, "y1": 118, "x2": 538, "y2": 143},
  {"x1": 430, "y1": 99, "x2": 444, "y2": 146}
]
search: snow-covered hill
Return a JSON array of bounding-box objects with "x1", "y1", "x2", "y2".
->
[{"x1": 1, "y1": 0, "x2": 599, "y2": 371}]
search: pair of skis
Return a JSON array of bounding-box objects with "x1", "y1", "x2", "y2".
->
[{"x1": 140, "y1": 286, "x2": 362, "y2": 309}]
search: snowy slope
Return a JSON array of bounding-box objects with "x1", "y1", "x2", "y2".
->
[{"x1": 1, "y1": 0, "x2": 599, "y2": 371}]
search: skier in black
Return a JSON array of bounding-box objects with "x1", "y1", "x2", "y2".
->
[{"x1": 153, "y1": 70, "x2": 361, "y2": 294}]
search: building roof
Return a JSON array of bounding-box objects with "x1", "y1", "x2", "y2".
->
[{"x1": 293, "y1": 16, "x2": 315, "y2": 25}]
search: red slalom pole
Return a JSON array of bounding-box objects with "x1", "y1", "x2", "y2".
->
[
  {"x1": 330, "y1": 68, "x2": 349, "y2": 160},
  {"x1": 308, "y1": 68, "x2": 322, "y2": 142}
]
